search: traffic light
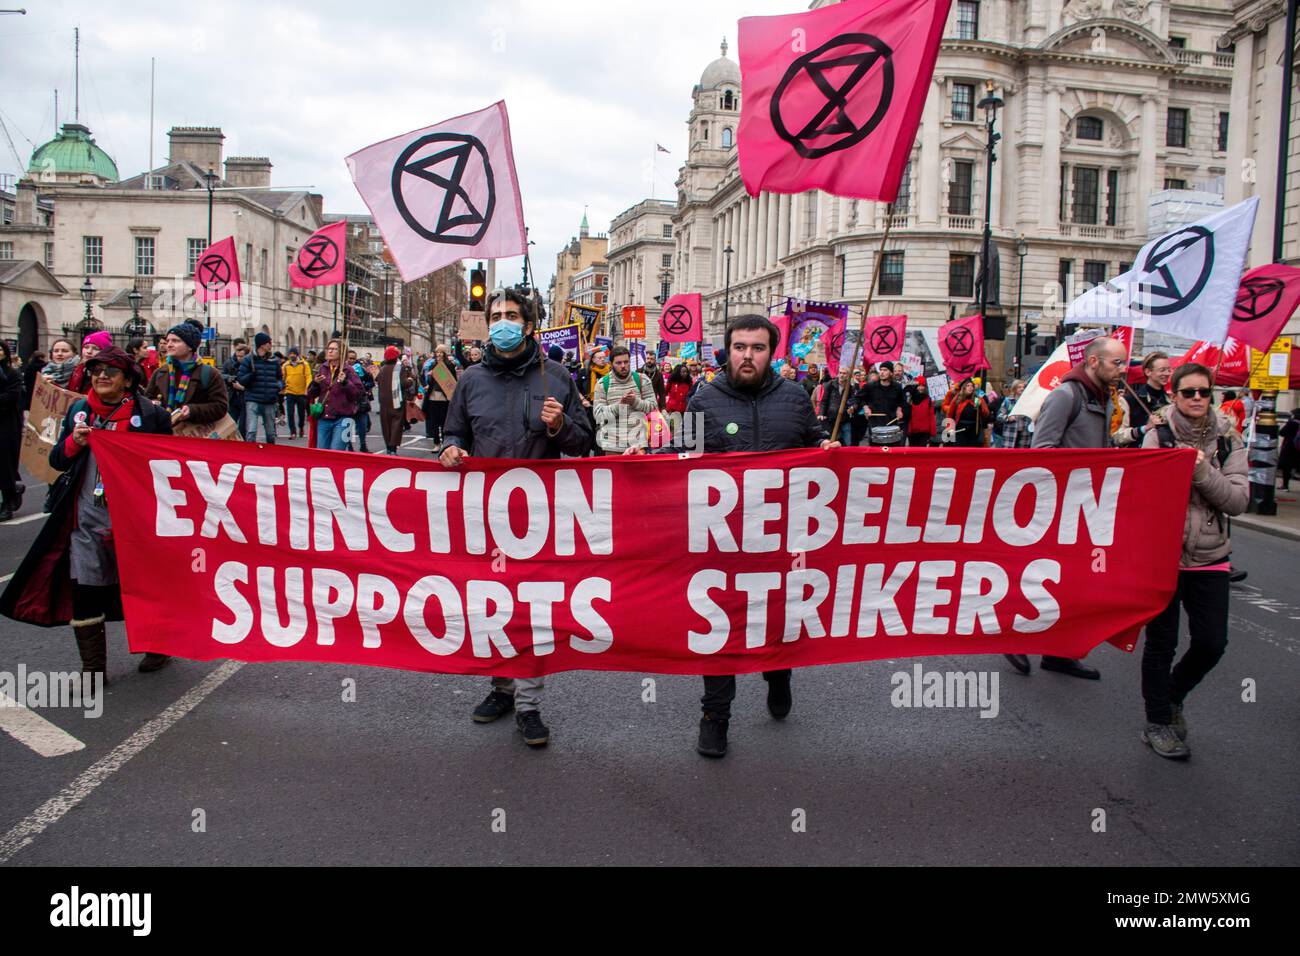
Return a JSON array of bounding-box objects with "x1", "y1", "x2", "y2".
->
[
  {"x1": 469, "y1": 264, "x2": 486, "y2": 312},
  {"x1": 1024, "y1": 323, "x2": 1039, "y2": 354}
]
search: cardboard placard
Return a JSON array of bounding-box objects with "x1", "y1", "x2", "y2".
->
[
  {"x1": 458, "y1": 310, "x2": 488, "y2": 342},
  {"x1": 20, "y1": 376, "x2": 80, "y2": 484},
  {"x1": 430, "y1": 361, "x2": 457, "y2": 401}
]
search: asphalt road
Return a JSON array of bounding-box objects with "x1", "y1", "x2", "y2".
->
[{"x1": 0, "y1": 433, "x2": 1296, "y2": 866}]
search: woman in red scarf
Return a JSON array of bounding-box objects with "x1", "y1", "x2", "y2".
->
[
  {"x1": 0, "y1": 347, "x2": 174, "y2": 682},
  {"x1": 943, "y1": 378, "x2": 991, "y2": 447}
]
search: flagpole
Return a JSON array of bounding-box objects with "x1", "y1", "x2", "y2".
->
[{"x1": 831, "y1": 204, "x2": 895, "y2": 442}]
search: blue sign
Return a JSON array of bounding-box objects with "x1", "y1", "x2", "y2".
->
[{"x1": 202, "y1": 327, "x2": 217, "y2": 341}]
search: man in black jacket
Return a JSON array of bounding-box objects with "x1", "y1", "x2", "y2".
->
[
  {"x1": 440, "y1": 288, "x2": 592, "y2": 748},
  {"x1": 237, "y1": 332, "x2": 283, "y2": 443},
  {"x1": 631, "y1": 314, "x2": 840, "y2": 757}
]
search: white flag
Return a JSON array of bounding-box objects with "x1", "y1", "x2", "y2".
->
[
  {"x1": 1009, "y1": 340, "x2": 1071, "y2": 422},
  {"x1": 1065, "y1": 196, "x2": 1259, "y2": 344}
]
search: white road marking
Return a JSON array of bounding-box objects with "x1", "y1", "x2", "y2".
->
[
  {"x1": 401, "y1": 435, "x2": 424, "y2": 447},
  {"x1": 0, "y1": 661, "x2": 244, "y2": 864},
  {"x1": 0, "y1": 692, "x2": 86, "y2": 757},
  {"x1": 0, "y1": 573, "x2": 12, "y2": 584},
  {"x1": 3, "y1": 513, "x2": 46, "y2": 526}
]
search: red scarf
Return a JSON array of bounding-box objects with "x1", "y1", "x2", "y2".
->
[{"x1": 85, "y1": 390, "x2": 136, "y2": 431}]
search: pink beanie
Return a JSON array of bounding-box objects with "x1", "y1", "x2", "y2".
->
[{"x1": 83, "y1": 331, "x2": 113, "y2": 350}]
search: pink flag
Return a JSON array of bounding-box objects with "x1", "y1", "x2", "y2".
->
[
  {"x1": 938, "y1": 314, "x2": 989, "y2": 380},
  {"x1": 193, "y1": 236, "x2": 241, "y2": 304},
  {"x1": 773, "y1": 307, "x2": 792, "y2": 361},
  {"x1": 821, "y1": 312, "x2": 850, "y2": 376},
  {"x1": 861, "y1": 314, "x2": 907, "y2": 365},
  {"x1": 659, "y1": 293, "x2": 703, "y2": 344},
  {"x1": 1227, "y1": 264, "x2": 1300, "y2": 352},
  {"x1": 346, "y1": 101, "x2": 527, "y2": 283},
  {"x1": 737, "y1": 0, "x2": 952, "y2": 202},
  {"x1": 289, "y1": 221, "x2": 347, "y2": 289}
]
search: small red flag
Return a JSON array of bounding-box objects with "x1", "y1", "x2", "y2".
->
[
  {"x1": 1227, "y1": 263, "x2": 1300, "y2": 352},
  {"x1": 193, "y1": 236, "x2": 241, "y2": 304},
  {"x1": 937, "y1": 314, "x2": 989, "y2": 381},
  {"x1": 659, "y1": 293, "x2": 703, "y2": 344},
  {"x1": 861, "y1": 314, "x2": 907, "y2": 365},
  {"x1": 289, "y1": 221, "x2": 347, "y2": 289}
]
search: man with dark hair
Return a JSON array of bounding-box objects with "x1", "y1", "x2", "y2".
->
[
  {"x1": 628, "y1": 312, "x2": 840, "y2": 758},
  {"x1": 222, "y1": 338, "x2": 249, "y2": 429},
  {"x1": 593, "y1": 344, "x2": 657, "y2": 453},
  {"x1": 440, "y1": 286, "x2": 592, "y2": 748},
  {"x1": 237, "y1": 332, "x2": 282, "y2": 443},
  {"x1": 855, "y1": 360, "x2": 905, "y2": 445}
]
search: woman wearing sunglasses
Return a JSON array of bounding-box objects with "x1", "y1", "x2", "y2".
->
[
  {"x1": 1139, "y1": 362, "x2": 1248, "y2": 759},
  {"x1": 1, "y1": 346, "x2": 174, "y2": 683}
]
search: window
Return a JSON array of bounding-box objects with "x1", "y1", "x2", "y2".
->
[
  {"x1": 1218, "y1": 112, "x2": 1229, "y2": 152},
  {"x1": 948, "y1": 160, "x2": 973, "y2": 215},
  {"x1": 879, "y1": 252, "x2": 904, "y2": 295},
  {"x1": 722, "y1": 90, "x2": 735, "y2": 111},
  {"x1": 895, "y1": 161, "x2": 912, "y2": 213},
  {"x1": 1164, "y1": 178, "x2": 1187, "y2": 190},
  {"x1": 44, "y1": 241, "x2": 54, "y2": 269},
  {"x1": 661, "y1": 253, "x2": 672, "y2": 268},
  {"x1": 1106, "y1": 169, "x2": 1119, "y2": 226},
  {"x1": 134, "y1": 236, "x2": 155, "y2": 276},
  {"x1": 952, "y1": 83, "x2": 975, "y2": 121},
  {"x1": 1084, "y1": 261, "x2": 1107, "y2": 288},
  {"x1": 187, "y1": 238, "x2": 205, "y2": 276},
  {"x1": 1058, "y1": 259, "x2": 1073, "y2": 295},
  {"x1": 1168, "y1": 36, "x2": 1186, "y2": 49},
  {"x1": 662, "y1": 224, "x2": 673, "y2": 238},
  {"x1": 956, "y1": 0, "x2": 979, "y2": 40},
  {"x1": 0, "y1": 241, "x2": 12, "y2": 260},
  {"x1": 701, "y1": 124, "x2": 709, "y2": 142},
  {"x1": 83, "y1": 236, "x2": 103, "y2": 275},
  {"x1": 1071, "y1": 167, "x2": 1099, "y2": 225},
  {"x1": 1166, "y1": 107, "x2": 1189, "y2": 148},
  {"x1": 804, "y1": 191, "x2": 818, "y2": 238},
  {"x1": 1118, "y1": 261, "x2": 1132, "y2": 275},
  {"x1": 244, "y1": 243, "x2": 253, "y2": 280},
  {"x1": 1060, "y1": 164, "x2": 1068, "y2": 222},
  {"x1": 260, "y1": 248, "x2": 268, "y2": 285},
  {"x1": 948, "y1": 254, "x2": 975, "y2": 298},
  {"x1": 1076, "y1": 116, "x2": 1103, "y2": 141},
  {"x1": 721, "y1": 127, "x2": 734, "y2": 148}
]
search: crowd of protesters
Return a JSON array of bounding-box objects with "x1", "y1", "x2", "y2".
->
[{"x1": 0, "y1": 309, "x2": 1281, "y2": 763}]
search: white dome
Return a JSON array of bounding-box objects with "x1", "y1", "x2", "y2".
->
[{"x1": 700, "y1": 39, "x2": 740, "y2": 90}]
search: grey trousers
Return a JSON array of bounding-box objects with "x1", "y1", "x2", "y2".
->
[{"x1": 491, "y1": 676, "x2": 544, "y2": 713}]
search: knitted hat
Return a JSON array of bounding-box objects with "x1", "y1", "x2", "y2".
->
[
  {"x1": 166, "y1": 320, "x2": 203, "y2": 352},
  {"x1": 83, "y1": 346, "x2": 144, "y2": 386},
  {"x1": 254, "y1": 332, "x2": 272, "y2": 349},
  {"x1": 83, "y1": 331, "x2": 113, "y2": 351},
  {"x1": 384, "y1": 345, "x2": 400, "y2": 362},
  {"x1": 547, "y1": 345, "x2": 564, "y2": 362}
]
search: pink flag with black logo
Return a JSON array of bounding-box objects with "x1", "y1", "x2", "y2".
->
[
  {"x1": 820, "y1": 311, "x2": 850, "y2": 377},
  {"x1": 861, "y1": 314, "x2": 907, "y2": 365},
  {"x1": 346, "y1": 101, "x2": 527, "y2": 283},
  {"x1": 938, "y1": 314, "x2": 989, "y2": 381},
  {"x1": 1226, "y1": 264, "x2": 1300, "y2": 352},
  {"x1": 193, "y1": 236, "x2": 241, "y2": 304},
  {"x1": 737, "y1": 0, "x2": 951, "y2": 201},
  {"x1": 289, "y1": 221, "x2": 347, "y2": 289},
  {"x1": 659, "y1": 293, "x2": 703, "y2": 344}
]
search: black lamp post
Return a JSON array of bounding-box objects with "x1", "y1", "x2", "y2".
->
[
  {"x1": 722, "y1": 243, "x2": 734, "y2": 330},
  {"x1": 80, "y1": 276, "x2": 94, "y2": 325},
  {"x1": 976, "y1": 82, "x2": 1003, "y2": 365},
  {"x1": 128, "y1": 288, "x2": 144, "y2": 337},
  {"x1": 1014, "y1": 236, "x2": 1028, "y2": 374},
  {"x1": 202, "y1": 167, "x2": 219, "y2": 355}
]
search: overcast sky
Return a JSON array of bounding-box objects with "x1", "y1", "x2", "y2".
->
[{"x1": 0, "y1": 0, "x2": 798, "y2": 292}]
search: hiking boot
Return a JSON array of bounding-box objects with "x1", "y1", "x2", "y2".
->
[
  {"x1": 696, "y1": 714, "x2": 729, "y2": 758},
  {"x1": 72, "y1": 617, "x2": 109, "y2": 686},
  {"x1": 1141, "y1": 722, "x2": 1190, "y2": 759},
  {"x1": 471, "y1": 691, "x2": 515, "y2": 723},
  {"x1": 137, "y1": 653, "x2": 172, "y2": 673},
  {"x1": 515, "y1": 710, "x2": 550, "y2": 747},
  {"x1": 1004, "y1": 653, "x2": 1031, "y2": 675},
  {"x1": 1040, "y1": 656, "x2": 1100, "y2": 680},
  {"x1": 765, "y1": 671, "x2": 792, "y2": 719},
  {"x1": 1169, "y1": 703, "x2": 1188, "y2": 742}
]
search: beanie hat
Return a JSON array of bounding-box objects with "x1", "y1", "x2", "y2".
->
[
  {"x1": 547, "y1": 345, "x2": 564, "y2": 362},
  {"x1": 83, "y1": 346, "x2": 144, "y2": 386},
  {"x1": 384, "y1": 345, "x2": 400, "y2": 362},
  {"x1": 166, "y1": 320, "x2": 203, "y2": 353},
  {"x1": 254, "y1": 332, "x2": 272, "y2": 349},
  {"x1": 83, "y1": 331, "x2": 113, "y2": 351}
]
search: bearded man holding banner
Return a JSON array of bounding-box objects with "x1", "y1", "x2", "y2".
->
[
  {"x1": 628, "y1": 314, "x2": 840, "y2": 758},
  {"x1": 439, "y1": 287, "x2": 592, "y2": 747}
]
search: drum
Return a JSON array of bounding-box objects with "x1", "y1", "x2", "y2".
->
[{"x1": 870, "y1": 425, "x2": 904, "y2": 446}]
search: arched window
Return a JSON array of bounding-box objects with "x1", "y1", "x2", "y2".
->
[
  {"x1": 722, "y1": 127, "x2": 734, "y2": 148},
  {"x1": 702, "y1": 124, "x2": 709, "y2": 142}
]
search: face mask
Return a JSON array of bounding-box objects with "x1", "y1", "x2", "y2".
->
[{"x1": 489, "y1": 319, "x2": 525, "y2": 352}]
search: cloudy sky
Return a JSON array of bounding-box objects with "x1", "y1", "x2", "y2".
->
[{"x1": 0, "y1": 0, "x2": 798, "y2": 292}]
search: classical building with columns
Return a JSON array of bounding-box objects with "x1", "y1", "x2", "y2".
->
[
  {"x1": 606, "y1": 198, "x2": 677, "y2": 347},
  {"x1": 671, "y1": 1, "x2": 1237, "y2": 374}
]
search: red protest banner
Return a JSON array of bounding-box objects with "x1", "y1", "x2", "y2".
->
[{"x1": 90, "y1": 433, "x2": 1193, "y2": 677}]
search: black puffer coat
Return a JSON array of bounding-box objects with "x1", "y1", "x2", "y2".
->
[{"x1": 688, "y1": 367, "x2": 828, "y2": 453}]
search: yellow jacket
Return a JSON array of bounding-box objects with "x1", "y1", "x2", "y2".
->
[{"x1": 282, "y1": 359, "x2": 311, "y2": 396}]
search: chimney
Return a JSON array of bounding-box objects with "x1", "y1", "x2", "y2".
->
[
  {"x1": 224, "y1": 156, "x2": 273, "y2": 189},
  {"x1": 306, "y1": 193, "x2": 324, "y2": 222},
  {"x1": 14, "y1": 178, "x2": 38, "y2": 226},
  {"x1": 167, "y1": 126, "x2": 224, "y2": 175}
]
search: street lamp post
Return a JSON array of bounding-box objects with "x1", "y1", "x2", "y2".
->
[
  {"x1": 80, "y1": 276, "x2": 94, "y2": 328},
  {"x1": 1014, "y1": 236, "x2": 1028, "y2": 375},
  {"x1": 128, "y1": 288, "x2": 143, "y2": 338},
  {"x1": 722, "y1": 243, "x2": 734, "y2": 334},
  {"x1": 976, "y1": 81, "x2": 1003, "y2": 378},
  {"x1": 203, "y1": 167, "x2": 219, "y2": 355}
]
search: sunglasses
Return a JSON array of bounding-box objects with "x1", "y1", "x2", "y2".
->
[
  {"x1": 88, "y1": 366, "x2": 124, "y2": 379},
  {"x1": 1177, "y1": 387, "x2": 1213, "y2": 399}
]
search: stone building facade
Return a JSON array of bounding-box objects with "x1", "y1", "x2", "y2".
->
[{"x1": 606, "y1": 198, "x2": 677, "y2": 348}]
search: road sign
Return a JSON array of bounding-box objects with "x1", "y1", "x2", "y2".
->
[{"x1": 1249, "y1": 337, "x2": 1292, "y2": 391}]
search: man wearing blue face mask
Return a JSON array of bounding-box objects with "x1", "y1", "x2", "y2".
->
[{"x1": 440, "y1": 287, "x2": 593, "y2": 748}]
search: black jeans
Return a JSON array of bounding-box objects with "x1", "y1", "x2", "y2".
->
[
  {"x1": 285, "y1": 395, "x2": 308, "y2": 435},
  {"x1": 702, "y1": 670, "x2": 791, "y2": 719},
  {"x1": 1141, "y1": 570, "x2": 1230, "y2": 724}
]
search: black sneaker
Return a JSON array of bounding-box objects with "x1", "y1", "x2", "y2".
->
[
  {"x1": 137, "y1": 653, "x2": 171, "y2": 673},
  {"x1": 1040, "y1": 656, "x2": 1100, "y2": 680},
  {"x1": 765, "y1": 671, "x2": 792, "y2": 719},
  {"x1": 1141, "y1": 722, "x2": 1190, "y2": 759},
  {"x1": 1004, "y1": 653, "x2": 1031, "y2": 675},
  {"x1": 697, "y1": 714, "x2": 729, "y2": 757},
  {"x1": 471, "y1": 691, "x2": 514, "y2": 723},
  {"x1": 1229, "y1": 568, "x2": 1248, "y2": 584},
  {"x1": 515, "y1": 710, "x2": 549, "y2": 747}
]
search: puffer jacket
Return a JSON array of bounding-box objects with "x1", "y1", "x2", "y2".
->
[
  {"x1": 237, "y1": 353, "x2": 284, "y2": 404},
  {"x1": 282, "y1": 359, "x2": 311, "y2": 396},
  {"x1": 1143, "y1": 408, "x2": 1249, "y2": 567},
  {"x1": 687, "y1": 366, "x2": 827, "y2": 453},
  {"x1": 443, "y1": 338, "x2": 592, "y2": 460}
]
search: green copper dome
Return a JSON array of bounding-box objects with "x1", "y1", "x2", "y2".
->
[{"x1": 27, "y1": 124, "x2": 119, "y2": 183}]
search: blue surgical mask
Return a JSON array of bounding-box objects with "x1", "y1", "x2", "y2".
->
[{"x1": 489, "y1": 319, "x2": 525, "y2": 352}]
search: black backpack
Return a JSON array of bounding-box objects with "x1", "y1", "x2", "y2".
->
[{"x1": 1154, "y1": 423, "x2": 1232, "y2": 469}]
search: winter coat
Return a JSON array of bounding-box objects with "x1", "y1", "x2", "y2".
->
[
  {"x1": 1113, "y1": 381, "x2": 1170, "y2": 446},
  {"x1": 144, "y1": 361, "x2": 230, "y2": 425},
  {"x1": 1143, "y1": 408, "x2": 1249, "y2": 567},
  {"x1": 907, "y1": 391, "x2": 936, "y2": 437},
  {"x1": 642, "y1": 365, "x2": 666, "y2": 409},
  {"x1": 665, "y1": 380, "x2": 691, "y2": 414},
  {"x1": 0, "y1": 365, "x2": 22, "y2": 469},
  {"x1": 686, "y1": 367, "x2": 827, "y2": 454},
  {"x1": 376, "y1": 362, "x2": 416, "y2": 449},
  {"x1": 282, "y1": 359, "x2": 311, "y2": 396},
  {"x1": 237, "y1": 353, "x2": 284, "y2": 405},
  {"x1": 592, "y1": 368, "x2": 658, "y2": 452},
  {"x1": 443, "y1": 338, "x2": 592, "y2": 460},
  {"x1": 1032, "y1": 370, "x2": 1112, "y2": 449},
  {"x1": 307, "y1": 364, "x2": 364, "y2": 420},
  {"x1": 0, "y1": 391, "x2": 173, "y2": 627}
]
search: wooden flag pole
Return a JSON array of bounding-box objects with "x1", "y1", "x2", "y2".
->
[{"x1": 830, "y1": 205, "x2": 895, "y2": 442}]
